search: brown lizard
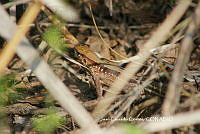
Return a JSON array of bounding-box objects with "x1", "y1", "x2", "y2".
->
[
  {"x1": 74, "y1": 45, "x2": 138, "y2": 98},
  {"x1": 41, "y1": 7, "x2": 138, "y2": 98}
]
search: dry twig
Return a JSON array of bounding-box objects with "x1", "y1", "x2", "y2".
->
[{"x1": 162, "y1": 2, "x2": 200, "y2": 115}]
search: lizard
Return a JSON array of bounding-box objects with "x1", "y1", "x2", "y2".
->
[
  {"x1": 74, "y1": 44, "x2": 139, "y2": 98},
  {"x1": 41, "y1": 7, "x2": 139, "y2": 99}
]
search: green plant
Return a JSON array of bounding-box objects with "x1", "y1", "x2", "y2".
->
[
  {"x1": 32, "y1": 108, "x2": 67, "y2": 134},
  {"x1": 0, "y1": 75, "x2": 18, "y2": 106},
  {"x1": 43, "y1": 25, "x2": 68, "y2": 54}
]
